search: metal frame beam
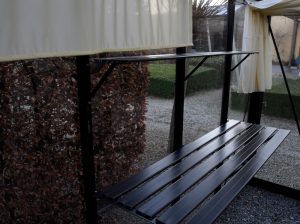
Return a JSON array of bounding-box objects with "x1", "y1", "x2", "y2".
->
[
  {"x1": 90, "y1": 63, "x2": 117, "y2": 99},
  {"x1": 249, "y1": 177, "x2": 300, "y2": 200},
  {"x1": 230, "y1": 54, "x2": 251, "y2": 72},
  {"x1": 184, "y1": 56, "x2": 208, "y2": 81},
  {"x1": 268, "y1": 16, "x2": 300, "y2": 135},
  {"x1": 184, "y1": 53, "x2": 251, "y2": 82}
]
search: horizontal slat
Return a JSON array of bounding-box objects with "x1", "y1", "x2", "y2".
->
[
  {"x1": 101, "y1": 120, "x2": 240, "y2": 199},
  {"x1": 100, "y1": 122, "x2": 289, "y2": 224},
  {"x1": 136, "y1": 125, "x2": 263, "y2": 218},
  {"x1": 188, "y1": 129, "x2": 290, "y2": 224},
  {"x1": 156, "y1": 127, "x2": 276, "y2": 224},
  {"x1": 118, "y1": 123, "x2": 250, "y2": 208}
]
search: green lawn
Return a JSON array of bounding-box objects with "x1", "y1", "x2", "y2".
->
[
  {"x1": 231, "y1": 77, "x2": 300, "y2": 119},
  {"x1": 269, "y1": 77, "x2": 300, "y2": 96},
  {"x1": 148, "y1": 64, "x2": 220, "y2": 98}
]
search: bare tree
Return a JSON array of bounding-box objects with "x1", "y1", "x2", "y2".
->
[
  {"x1": 192, "y1": 0, "x2": 228, "y2": 18},
  {"x1": 193, "y1": 0, "x2": 228, "y2": 51}
]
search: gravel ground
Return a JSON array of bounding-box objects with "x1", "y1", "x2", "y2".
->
[
  {"x1": 142, "y1": 89, "x2": 300, "y2": 189},
  {"x1": 100, "y1": 88, "x2": 300, "y2": 223},
  {"x1": 215, "y1": 185, "x2": 300, "y2": 224}
]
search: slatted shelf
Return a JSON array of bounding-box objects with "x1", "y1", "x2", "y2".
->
[
  {"x1": 100, "y1": 120, "x2": 289, "y2": 224},
  {"x1": 93, "y1": 51, "x2": 257, "y2": 63}
]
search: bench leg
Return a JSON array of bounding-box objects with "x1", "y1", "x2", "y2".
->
[{"x1": 247, "y1": 92, "x2": 264, "y2": 124}]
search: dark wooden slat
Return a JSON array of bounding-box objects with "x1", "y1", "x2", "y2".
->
[
  {"x1": 118, "y1": 123, "x2": 250, "y2": 208},
  {"x1": 136, "y1": 125, "x2": 263, "y2": 218},
  {"x1": 94, "y1": 51, "x2": 258, "y2": 63},
  {"x1": 156, "y1": 127, "x2": 276, "y2": 224},
  {"x1": 102, "y1": 120, "x2": 240, "y2": 199},
  {"x1": 188, "y1": 129, "x2": 290, "y2": 224}
]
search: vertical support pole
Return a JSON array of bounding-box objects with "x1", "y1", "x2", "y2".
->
[
  {"x1": 220, "y1": 0, "x2": 235, "y2": 125},
  {"x1": 173, "y1": 47, "x2": 186, "y2": 151},
  {"x1": 288, "y1": 20, "x2": 298, "y2": 67},
  {"x1": 247, "y1": 92, "x2": 264, "y2": 124},
  {"x1": 76, "y1": 56, "x2": 98, "y2": 224}
]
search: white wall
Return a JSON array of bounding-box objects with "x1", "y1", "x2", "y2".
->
[{"x1": 271, "y1": 16, "x2": 294, "y2": 63}]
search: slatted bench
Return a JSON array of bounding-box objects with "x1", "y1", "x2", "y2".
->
[{"x1": 100, "y1": 120, "x2": 289, "y2": 224}]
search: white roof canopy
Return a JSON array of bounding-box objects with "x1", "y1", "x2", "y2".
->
[
  {"x1": 238, "y1": 0, "x2": 300, "y2": 93},
  {"x1": 0, "y1": 0, "x2": 192, "y2": 62},
  {"x1": 247, "y1": 0, "x2": 300, "y2": 16}
]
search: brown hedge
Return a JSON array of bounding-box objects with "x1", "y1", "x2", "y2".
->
[
  {"x1": 92, "y1": 59, "x2": 149, "y2": 188},
  {"x1": 0, "y1": 56, "x2": 149, "y2": 223}
]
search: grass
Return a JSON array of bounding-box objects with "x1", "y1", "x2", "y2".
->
[
  {"x1": 269, "y1": 77, "x2": 300, "y2": 96},
  {"x1": 231, "y1": 77, "x2": 300, "y2": 119},
  {"x1": 148, "y1": 63, "x2": 220, "y2": 98},
  {"x1": 190, "y1": 56, "x2": 224, "y2": 67}
]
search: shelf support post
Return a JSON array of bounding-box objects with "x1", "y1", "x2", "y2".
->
[
  {"x1": 76, "y1": 56, "x2": 98, "y2": 224},
  {"x1": 172, "y1": 47, "x2": 187, "y2": 151}
]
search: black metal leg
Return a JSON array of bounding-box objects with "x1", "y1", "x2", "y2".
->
[
  {"x1": 247, "y1": 92, "x2": 264, "y2": 124},
  {"x1": 76, "y1": 56, "x2": 98, "y2": 224},
  {"x1": 220, "y1": 0, "x2": 235, "y2": 125},
  {"x1": 173, "y1": 47, "x2": 186, "y2": 151}
]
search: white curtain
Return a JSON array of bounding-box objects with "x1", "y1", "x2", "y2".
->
[
  {"x1": 0, "y1": 0, "x2": 192, "y2": 62},
  {"x1": 238, "y1": 6, "x2": 272, "y2": 93},
  {"x1": 238, "y1": 0, "x2": 300, "y2": 93}
]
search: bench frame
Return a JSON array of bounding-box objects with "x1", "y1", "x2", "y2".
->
[
  {"x1": 89, "y1": 47, "x2": 294, "y2": 223},
  {"x1": 75, "y1": 1, "x2": 298, "y2": 223},
  {"x1": 78, "y1": 49, "x2": 265, "y2": 223},
  {"x1": 76, "y1": 49, "x2": 295, "y2": 223},
  {"x1": 76, "y1": 50, "x2": 258, "y2": 223}
]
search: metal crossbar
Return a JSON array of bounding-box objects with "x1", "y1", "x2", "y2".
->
[
  {"x1": 90, "y1": 62, "x2": 117, "y2": 99},
  {"x1": 230, "y1": 53, "x2": 251, "y2": 72},
  {"x1": 184, "y1": 56, "x2": 208, "y2": 81}
]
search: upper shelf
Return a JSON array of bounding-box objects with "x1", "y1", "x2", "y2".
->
[{"x1": 94, "y1": 51, "x2": 258, "y2": 63}]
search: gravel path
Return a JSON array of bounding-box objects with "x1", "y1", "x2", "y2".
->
[
  {"x1": 100, "y1": 88, "x2": 300, "y2": 223},
  {"x1": 142, "y1": 89, "x2": 300, "y2": 189},
  {"x1": 140, "y1": 89, "x2": 300, "y2": 223}
]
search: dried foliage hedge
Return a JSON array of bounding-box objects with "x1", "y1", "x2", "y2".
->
[
  {"x1": 92, "y1": 57, "x2": 149, "y2": 188},
  {"x1": 0, "y1": 56, "x2": 149, "y2": 223}
]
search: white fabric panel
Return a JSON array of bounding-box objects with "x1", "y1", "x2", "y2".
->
[
  {"x1": 239, "y1": 0, "x2": 300, "y2": 93},
  {"x1": 0, "y1": 0, "x2": 192, "y2": 62},
  {"x1": 246, "y1": 0, "x2": 300, "y2": 16},
  {"x1": 238, "y1": 6, "x2": 273, "y2": 93}
]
